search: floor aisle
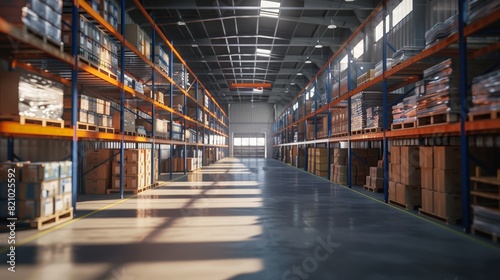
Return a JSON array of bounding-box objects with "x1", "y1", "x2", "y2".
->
[{"x1": 1, "y1": 157, "x2": 499, "y2": 280}]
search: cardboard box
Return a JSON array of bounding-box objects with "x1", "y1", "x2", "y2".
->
[
  {"x1": 370, "y1": 167, "x2": 384, "y2": 179},
  {"x1": 389, "y1": 164, "x2": 400, "y2": 183},
  {"x1": 86, "y1": 149, "x2": 114, "y2": 166},
  {"x1": 334, "y1": 148, "x2": 348, "y2": 157},
  {"x1": 111, "y1": 161, "x2": 143, "y2": 176},
  {"x1": 419, "y1": 147, "x2": 433, "y2": 169},
  {"x1": 421, "y1": 189, "x2": 434, "y2": 213},
  {"x1": 62, "y1": 193, "x2": 72, "y2": 210},
  {"x1": 22, "y1": 162, "x2": 60, "y2": 183},
  {"x1": 18, "y1": 180, "x2": 59, "y2": 199},
  {"x1": 115, "y1": 149, "x2": 141, "y2": 162},
  {"x1": 371, "y1": 178, "x2": 383, "y2": 189},
  {"x1": 390, "y1": 146, "x2": 401, "y2": 165},
  {"x1": 434, "y1": 192, "x2": 462, "y2": 219},
  {"x1": 54, "y1": 195, "x2": 64, "y2": 213},
  {"x1": 433, "y1": 146, "x2": 461, "y2": 170},
  {"x1": 59, "y1": 161, "x2": 72, "y2": 178},
  {"x1": 400, "y1": 165, "x2": 421, "y2": 185},
  {"x1": 84, "y1": 179, "x2": 108, "y2": 194},
  {"x1": 18, "y1": 198, "x2": 54, "y2": 220},
  {"x1": 336, "y1": 165, "x2": 347, "y2": 176},
  {"x1": 401, "y1": 146, "x2": 420, "y2": 167},
  {"x1": 433, "y1": 168, "x2": 461, "y2": 193},
  {"x1": 377, "y1": 160, "x2": 383, "y2": 168},
  {"x1": 365, "y1": 176, "x2": 371, "y2": 186},
  {"x1": 395, "y1": 183, "x2": 421, "y2": 205},
  {"x1": 421, "y1": 168, "x2": 433, "y2": 190},
  {"x1": 389, "y1": 181, "x2": 397, "y2": 201},
  {"x1": 85, "y1": 163, "x2": 110, "y2": 179}
]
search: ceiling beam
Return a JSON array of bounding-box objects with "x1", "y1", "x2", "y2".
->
[{"x1": 172, "y1": 37, "x2": 341, "y2": 47}]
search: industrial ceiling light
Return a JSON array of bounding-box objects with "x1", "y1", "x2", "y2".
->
[
  {"x1": 328, "y1": 20, "x2": 337, "y2": 29},
  {"x1": 315, "y1": 40, "x2": 323, "y2": 48},
  {"x1": 177, "y1": 21, "x2": 186, "y2": 26},
  {"x1": 297, "y1": 72, "x2": 303, "y2": 76},
  {"x1": 191, "y1": 44, "x2": 198, "y2": 47},
  {"x1": 305, "y1": 58, "x2": 312, "y2": 64},
  {"x1": 290, "y1": 82, "x2": 295, "y2": 85}
]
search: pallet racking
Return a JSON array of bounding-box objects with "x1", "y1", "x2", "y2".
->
[
  {"x1": 0, "y1": 0, "x2": 229, "y2": 209},
  {"x1": 272, "y1": 0, "x2": 500, "y2": 233}
]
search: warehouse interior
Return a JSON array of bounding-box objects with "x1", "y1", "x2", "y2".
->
[{"x1": 0, "y1": 0, "x2": 500, "y2": 279}]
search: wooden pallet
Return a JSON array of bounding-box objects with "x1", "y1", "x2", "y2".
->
[
  {"x1": 97, "y1": 126, "x2": 115, "y2": 134},
  {"x1": 391, "y1": 121, "x2": 417, "y2": 130},
  {"x1": 76, "y1": 122, "x2": 98, "y2": 131},
  {"x1": 363, "y1": 185, "x2": 383, "y2": 193},
  {"x1": 417, "y1": 112, "x2": 458, "y2": 127},
  {"x1": 471, "y1": 226, "x2": 499, "y2": 243},
  {"x1": 351, "y1": 129, "x2": 364, "y2": 135},
  {"x1": 390, "y1": 200, "x2": 418, "y2": 211},
  {"x1": 106, "y1": 184, "x2": 154, "y2": 194},
  {"x1": 363, "y1": 127, "x2": 382, "y2": 134},
  {"x1": 124, "y1": 131, "x2": 137, "y2": 136},
  {"x1": 2, "y1": 116, "x2": 65, "y2": 128},
  {"x1": 418, "y1": 208, "x2": 460, "y2": 225},
  {"x1": 79, "y1": 56, "x2": 118, "y2": 80},
  {"x1": 469, "y1": 110, "x2": 500, "y2": 122}
]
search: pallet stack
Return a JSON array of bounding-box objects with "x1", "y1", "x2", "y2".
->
[
  {"x1": 389, "y1": 146, "x2": 421, "y2": 209},
  {"x1": 63, "y1": 94, "x2": 113, "y2": 132},
  {"x1": 0, "y1": 161, "x2": 73, "y2": 230},
  {"x1": 364, "y1": 161, "x2": 384, "y2": 192},
  {"x1": 471, "y1": 167, "x2": 500, "y2": 243},
  {"x1": 314, "y1": 148, "x2": 329, "y2": 177},
  {"x1": 419, "y1": 146, "x2": 462, "y2": 223},
  {"x1": 85, "y1": 149, "x2": 113, "y2": 194},
  {"x1": 330, "y1": 108, "x2": 348, "y2": 136},
  {"x1": 111, "y1": 149, "x2": 146, "y2": 193},
  {"x1": 330, "y1": 148, "x2": 378, "y2": 186}
]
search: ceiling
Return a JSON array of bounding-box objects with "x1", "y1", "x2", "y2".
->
[{"x1": 126, "y1": 0, "x2": 378, "y2": 105}]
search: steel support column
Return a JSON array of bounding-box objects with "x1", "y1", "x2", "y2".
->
[
  {"x1": 119, "y1": 0, "x2": 126, "y2": 199},
  {"x1": 382, "y1": 1, "x2": 389, "y2": 203},
  {"x1": 150, "y1": 15, "x2": 156, "y2": 185},
  {"x1": 347, "y1": 53, "x2": 353, "y2": 188},
  {"x1": 71, "y1": 3, "x2": 79, "y2": 209}
]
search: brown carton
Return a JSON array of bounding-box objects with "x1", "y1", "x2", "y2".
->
[
  {"x1": 389, "y1": 181, "x2": 397, "y2": 201},
  {"x1": 419, "y1": 147, "x2": 433, "y2": 169},
  {"x1": 433, "y1": 146, "x2": 461, "y2": 170},
  {"x1": 401, "y1": 146, "x2": 420, "y2": 167},
  {"x1": 389, "y1": 164, "x2": 400, "y2": 183},
  {"x1": 421, "y1": 189, "x2": 434, "y2": 213},
  {"x1": 84, "y1": 179, "x2": 109, "y2": 194},
  {"x1": 434, "y1": 192, "x2": 462, "y2": 219},
  {"x1": 433, "y1": 168, "x2": 461, "y2": 193},
  {"x1": 85, "y1": 163, "x2": 111, "y2": 179},
  {"x1": 390, "y1": 146, "x2": 401, "y2": 165},
  {"x1": 421, "y1": 168, "x2": 433, "y2": 190},
  {"x1": 400, "y1": 165, "x2": 421, "y2": 185}
]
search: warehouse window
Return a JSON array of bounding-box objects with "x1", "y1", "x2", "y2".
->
[
  {"x1": 260, "y1": 0, "x2": 280, "y2": 18},
  {"x1": 353, "y1": 39, "x2": 364, "y2": 59},
  {"x1": 393, "y1": 0, "x2": 413, "y2": 26},
  {"x1": 340, "y1": 55, "x2": 348, "y2": 71},
  {"x1": 374, "y1": 15, "x2": 390, "y2": 41},
  {"x1": 293, "y1": 102, "x2": 298, "y2": 110},
  {"x1": 234, "y1": 137, "x2": 242, "y2": 146}
]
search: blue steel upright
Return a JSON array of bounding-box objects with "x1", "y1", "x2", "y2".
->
[
  {"x1": 169, "y1": 42, "x2": 174, "y2": 179},
  {"x1": 150, "y1": 16, "x2": 156, "y2": 186},
  {"x1": 458, "y1": 0, "x2": 470, "y2": 233},
  {"x1": 382, "y1": 2, "x2": 389, "y2": 203},
  {"x1": 119, "y1": 0, "x2": 126, "y2": 199},
  {"x1": 326, "y1": 66, "x2": 332, "y2": 181},
  {"x1": 347, "y1": 53, "x2": 352, "y2": 189},
  {"x1": 71, "y1": 3, "x2": 79, "y2": 209}
]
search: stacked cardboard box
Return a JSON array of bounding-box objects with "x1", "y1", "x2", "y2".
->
[
  {"x1": 314, "y1": 148, "x2": 329, "y2": 177},
  {"x1": 330, "y1": 108, "x2": 348, "y2": 135},
  {"x1": 85, "y1": 149, "x2": 113, "y2": 194},
  {"x1": 0, "y1": 161, "x2": 72, "y2": 221},
  {"x1": 330, "y1": 148, "x2": 378, "y2": 186},
  {"x1": 389, "y1": 146, "x2": 421, "y2": 208},
  {"x1": 365, "y1": 161, "x2": 384, "y2": 192},
  {"x1": 164, "y1": 158, "x2": 200, "y2": 172},
  {"x1": 63, "y1": 94, "x2": 113, "y2": 128},
  {"x1": 98, "y1": 0, "x2": 120, "y2": 30},
  {"x1": 111, "y1": 149, "x2": 146, "y2": 191},
  {"x1": 420, "y1": 146, "x2": 462, "y2": 220}
]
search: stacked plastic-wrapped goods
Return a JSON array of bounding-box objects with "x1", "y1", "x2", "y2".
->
[
  {"x1": 470, "y1": 69, "x2": 500, "y2": 114},
  {"x1": 173, "y1": 63, "x2": 190, "y2": 89},
  {"x1": 417, "y1": 59, "x2": 458, "y2": 117},
  {"x1": 351, "y1": 92, "x2": 401, "y2": 131},
  {"x1": 392, "y1": 91, "x2": 418, "y2": 125},
  {"x1": 392, "y1": 47, "x2": 423, "y2": 66},
  {"x1": 366, "y1": 106, "x2": 392, "y2": 129},
  {"x1": 425, "y1": 15, "x2": 457, "y2": 48}
]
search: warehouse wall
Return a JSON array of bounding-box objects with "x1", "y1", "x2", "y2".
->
[{"x1": 228, "y1": 103, "x2": 274, "y2": 158}]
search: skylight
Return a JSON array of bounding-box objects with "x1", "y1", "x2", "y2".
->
[
  {"x1": 256, "y1": 48, "x2": 271, "y2": 57},
  {"x1": 260, "y1": 0, "x2": 280, "y2": 18}
]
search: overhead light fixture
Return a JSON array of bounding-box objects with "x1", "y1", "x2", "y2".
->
[
  {"x1": 297, "y1": 72, "x2": 303, "y2": 76},
  {"x1": 177, "y1": 21, "x2": 186, "y2": 26},
  {"x1": 315, "y1": 40, "x2": 323, "y2": 48},
  {"x1": 290, "y1": 82, "x2": 295, "y2": 85},
  {"x1": 191, "y1": 44, "x2": 198, "y2": 47},
  {"x1": 328, "y1": 20, "x2": 337, "y2": 29},
  {"x1": 256, "y1": 48, "x2": 271, "y2": 57},
  {"x1": 305, "y1": 58, "x2": 312, "y2": 64}
]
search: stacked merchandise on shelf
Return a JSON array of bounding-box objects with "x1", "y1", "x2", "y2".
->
[
  {"x1": 330, "y1": 148, "x2": 378, "y2": 186},
  {"x1": 0, "y1": 161, "x2": 73, "y2": 224},
  {"x1": 391, "y1": 46, "x2": 424, "y2": 66},
  {"x1": 417, "y1": 59, "x2": 459, "y2": 118},
  {"x1": 357, "y1": 69, "x2": 376, "y2": 86},
  {"x1": 63, "y1": 94, "x2": 113, "y2": 129},
  {"x1": 470, "y1": 69, "x2": 500, "y2": 114},
  {"x1": 2, "y1": 1, "x2": 63, "y2": 43},
  {"x1": 425, "y1": 14, "x2": 457, "y2": 48},
  {"x1": 171, "y1": 122, "x2": 184, "y2": 141},
  {"x1": 110, "y1": 149, "x2": 156, "y2": 193},
  {"x1": 0, "y1": 71, "x2": 63, "y2": 120},
  {"x1": 374, "y1": 58, "x2": 393, "y2": 78},
  {"x1": 110, "y1": 102, "x2": 136, "y2": 133},
  {"x1": 173, "y1": 63, "x2": 190, "y2": 89},
  {"x1": 330, "y1": 107, "x2": 348, "y2": 135},
  {"x1": 62, "y1": 15, "x2": 119, "y2": 74},
  {"x1": 135, "y1": 110, "x2": 151, "y2": 136},
  {"x1": 389, "y1": 146, "x2": 421, "y2": 209},
  {"x1": 365, "y1": 106, "x2": 387, "y2": 129},
  {"x1": 97, "y1": 0, "x2": 120, "y2": 30},
  {"x1": 471, "y1": 163, "x2": 500, "y2": 239},
  {"x1": 351, "y1": 92, "x2": 400, "y2": 131},
  {"x1": 85, "y1": 149, "x2": 113, "y2": 194},
  {"x1": 469, "y1": 0, "x2": 500, "y2": 23},
  {"x1": 154, "y1": 45, "x2": 170, "y2": 74},
  {"x1": 313, "y1": 148, "x2": 329, "y2": 177},
  {"x1": 365, "y1": 160, "x2": 384, "y2": 192},
  {"x1": 120, "y1": 24, "x2": 151, "y2": 59},
  {"x1": 392, "y1": 91, "x2": 417, "y2": 125},
  {"x1": 419, "y1": 146, "x2": 462, "y2": 222}
]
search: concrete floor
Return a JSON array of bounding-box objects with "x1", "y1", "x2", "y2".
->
[{"x1": 1, "y1": 157, "x2": 499, "y2": 280}]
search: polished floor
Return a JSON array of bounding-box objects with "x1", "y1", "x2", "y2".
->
[{"x1": 1, "y1": 157, "x2": 499, "y2": 280}]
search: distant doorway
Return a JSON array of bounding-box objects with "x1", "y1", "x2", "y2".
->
[{"x1": 233, "y1": 133, "x2": 266, "y2": 158}]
